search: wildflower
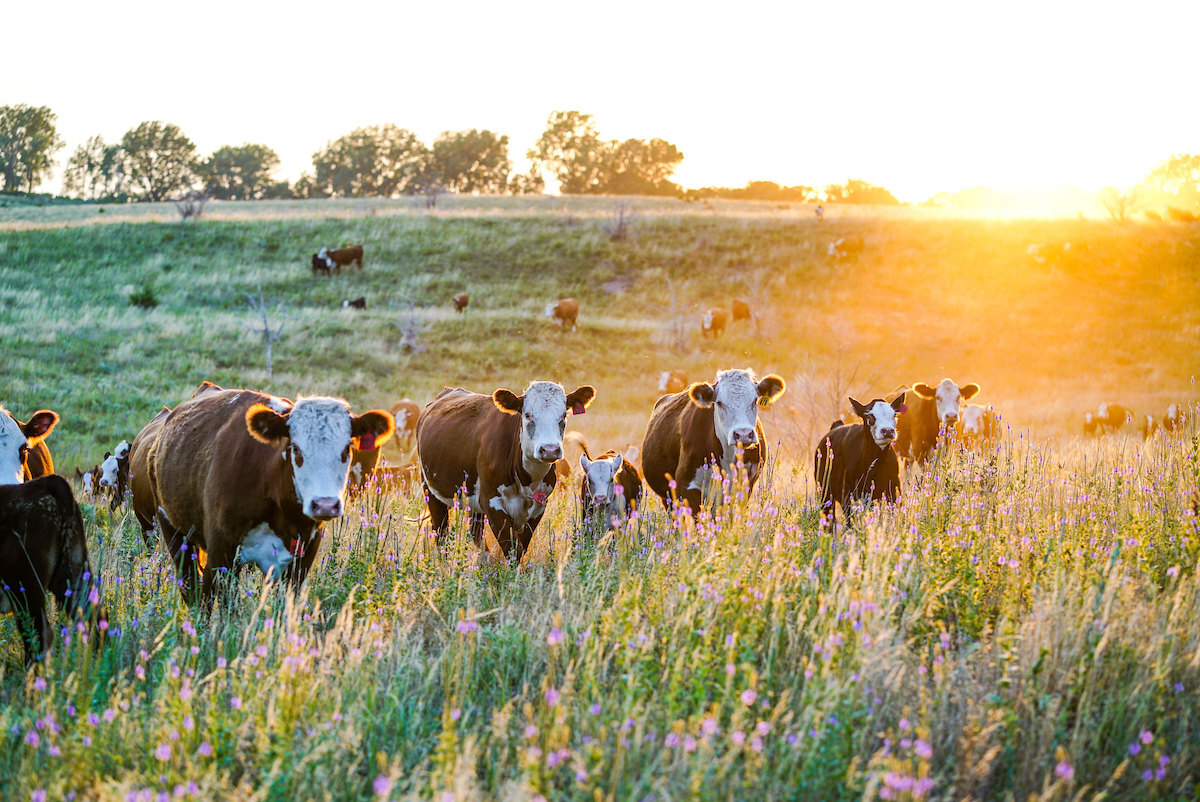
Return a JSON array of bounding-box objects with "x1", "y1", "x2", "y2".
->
[
  {"x1": 373, "y1": 776, "x2": 390, "y2": 796},
  {"x1": 198, "y1": 742, "x2": 213, "y2": 757},
  {"x1": 547, "y1": 628, "x2": 564, "y2": 646},
  {"x1": 155, "y1": 743, "x2": 171, "y2": 761},
  {"x1": 545, "y1": 688, "x2": 560, "y2": 707},
  {"x1": 1140, "y1": 730, "x2": 1153, "y2": 745},
  {"x1": 230, "y1": 696, "x2": 243, "y2": 710},
  {"x1": 732, "y1": 731, "x2": 746, "y2": 745},
  {"x1": 32, "y1": 791, "x2": 47, "y2": 802},
  {"x1": 25, "y1": 731, "x2": 39, "y2": 747},
  {"x1": 665, "y1": 732, "x2": 680, "y2": 748},
  {"x1": 701, "y1": 718, "x2": 719, "y2": 736},
  {"x1": 1129, "y1": 742, "x2": 1141, "y2": 756},
  {"x1": 524, "y1": 724, "x2": 539, "y2": 740},
  {"x1": 589, "y1": 703, "x2": 601, "y2": 716},
  {"x1": 450, "y1": 708, "x2": 461, "y2": 722},
  {"x1": 1055, "y1": 762, "x2": 1074, "y2": 780},
  {"x1": 751, "y1": 737, "x2": 764, "y2": 752},
  {"x1": 457, "y1": 619, "x2": 477, "y2": 634},
  {"x1": 755, "y1": 720, "x2": 771, "y2": 736},
  {"x1": 1142, "y1": 769, "x2": 1153, "y2": 781},
  {"x1": 740, "y1": 689, "x2": 757, "y2": 706},
  {"x1": 684, "y1": 735, "x2": 698, "y2": 752},
  {"x1": 914, "y1": 739, "x2": 933, "y2": 760},
  {"x1": 33, "y1": 677, "x2": 47, "y2": 691},
  {"x1": 898, "y1": 717, "x2": 911, "y2": 731}
]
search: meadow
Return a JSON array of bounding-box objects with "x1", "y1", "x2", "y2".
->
[{"x1": 0, "y1": 196, "x2": 1198, "y2": 800}]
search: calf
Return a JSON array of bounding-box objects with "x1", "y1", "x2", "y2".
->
[
  {"x1": 545, "y1": 298, "x2": 579, "y2": 331},
  {"x1": 1163, "y1": 403, "x2": 1187, "y2": 434},
  {"x1": 96, "y1": 440, "x2": 131, "y2": 511},
  {"x1": 390, "y1": 399, "x2": 421, "y2": 449},
  {"x1": 0, "y1": 475, "x2": 106, "y2": 664},
  {"x1": 453, "y1": 293, "x2": 470, "y2": 313},
  {"x1": 956, "y1": 404, "x2": 1000, "y2": 449},
  {"x1": 312, "y1": 244, "x2": 364, "y2": 274},
  {"x1": 342, "y1": 296, "x2": 367, "y2": 310},
  {"x1": 642, "y1": 369, "x2": 786, "y2": 514},
  {"x1": 417, "y1": 381, "x2": 595, "y2": 561},
  {"x1": 814, "y1": 395, "x2": 904, "y2": 523},
  {"x1": 701, "y1": 307, "x2": 728, "y2": 338},
  {"x1": 828, "y1": 235, "x2": 864, "y2": 260},
  {"x1": 895, "y1": 378, "x2": 980, "y2": 465},
  {"x1": 580, "y1": 449, "x2": 644, "y2": 523},
  {"x1": 1140, "y1": 413, "x2": 1159, "y2": 440},
  {"x1": 138, "y1": 383, "x2": 394, "y2": 603},
  {"x1": 658, "y1": 369, "x2": 689, "y2": 395},
  {"x1": 1, "y1": 407, "x2": 59, "y2": 485},
  {"x1": 731, "y1": 297, "x2": 752, "y2": 323}
]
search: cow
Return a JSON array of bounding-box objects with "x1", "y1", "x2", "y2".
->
[
  {"x1": 701, "y1": 307, "x2": 728, "y2": 339},
  {"x1": 80, "y1": 440, "x2": 131, "y2": 511},
  {"x1": 1, "y1": 407, "x2": 59, "y2": 485},
  {"x1": 658, "y1": 370, "x2": 689, "y2": 395},
  {"x1": 828, "y1": 235, "x2": 864, "y2": 260},
  {"x1": 342, "y1": 296, "x2": 367, "y2": 310},
  {"x1": 1140, "y1": 413, "x2": 1159, "y2": 440},
  {"x1": 417, "y1": 381, "x2": 596, "y2": 561},
  {"x1": 731, "y1": 297, "x2": 752, "y2": 323},
  {"x1": 545, "y1": 298, "x2": 580, "y2": 332},
  {"x1": 1163, "y1": 403, "x2": 1187, "y2": 434},
  {"x1": 137, "y1": 383, "x2": 395, "y2": 604},
  {"x1": 641, "y1": 369, "x2": 786, "y2": 514},
  {"x1": 129, "y1": 406, "x2": 172, "y2": 547},
  {"x1": 0, "y1": 475, "x2": 107, "y2": 664},
  {"x1": 390, "y1": 399, "x2": 421, "y2": 449},
  {"x1": 348, "y1": 444, "x2": 383, "y2": 490},
  {"x1": 453, "y1": 293, "x2": 470, "y2": 313},
  {"x1": 895, "y1": 378, "x2": 980, "y2": 465},
  {"x1": 1085, "y1": 403, "x2": 1132, "y2": 436},
  {"x1": 580, "y1": 449, "x2": 644, "y2": 524},
  {"x1": 956, "y1": 404, "x2": 1000, "y2": 449},
  {"x1": 312, "y1": 245, "x2": 364, "y2": 274},
  {"x1": 814, "y1": 394, "x2": 904, "y2": 525}
]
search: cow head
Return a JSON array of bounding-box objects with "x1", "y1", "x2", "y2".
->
[
  {"x1": 98, "y1": 440, "x2": 130, "y2": 488},
  {"x1": 543, "y1": 302, "x2": 561, "y2": 323},
  {"x1": 911, "y1": 378, "x2": 979, "y2": 427},
  {"x1": 493, "y1": 381, "x2": 596, "y2": 464},
  {"x1": 580, "y1": 452, "x2": 624, "y2": 510},
  {"x1": 0, "y1": 408, "x2": 58, "y2": 485},
  {"x1": 850, "y1": 394, "x2": 904, "y2": 448},
  {"x1": 688, "y1": 369, "x2": 786, "y2": 448},
  {"x1": 959, "y1": 404, "x2": 990, "y2": 439},
  {"x1": 246, "y1": 397, "x2": 395, "y2": 521}
]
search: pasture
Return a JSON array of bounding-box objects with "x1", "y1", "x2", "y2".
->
[{"x1": 1, "y1": 196, "x2": 1198, "y2": 800}]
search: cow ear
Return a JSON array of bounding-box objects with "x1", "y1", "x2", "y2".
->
[
  {"x1": 493, "y1": 389, "x2": 523, "y2": 414},
  {"x1": 960, "y1": 383, "x2": 980, "y2": 400},
  {"x1": 911, "y1": 382, "x2": 936, "y2": 399},
  {"x1": 849, "y1": 397, "x2": 868, "y2": 417},
  {"x1": 612, "y1": 453, "x2": 623, "y2": 473},
  {"x1": 22, "y1": 410, "x2": 59, "y2": 442},
  {"x1": 689, "y1": 382, "x2": 716, "y2": 408},
  {"x1": 352, "y1": 410, "x2": 396, "y2": 450},
  {"x1": 579, "y1": 454, "x2": 591, "y2": 471},
  {"x1": 245, "y1": 403, "x2": 291, "y2": 444},
  {"x1": 566, "y1": 385, "x2": 596, "y2": 414},
  {"x1": 891, "y1": 392, "x2": 907, "y2": 413},
  {"x1": 756, "y1": 375, "x2": 786, "y2": 405}
]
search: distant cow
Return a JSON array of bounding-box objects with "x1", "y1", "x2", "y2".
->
[
  {"x1": 658, "y1": 370, "x2": 689, "y2": 395},
  {"x1": 828, "y1": 235, "x2": 864, "y2": 260},
  {"x1": 895, "y1": 378, "x2": 980, "y2": 465},
  {"x1": 342, "y1": 296, "x2": 367, "y2": 310},
  {"x1": 92, "y1": 440, "x2": 131, "y2": 511},
  {"x1": 814, "y1": 394, "x2": 904, "y2": 523},
  {"x1": 701, "y1": 307, "x2": 728, "y2": 338},
  {"x1": 1084, "y1": 403, "x2": 1132, "y2": 436},
  {"x1": 348, "y1": 443, "x2": 383, "y2": 490},
  {"x1": 545, "y1": 298, "x2": 579, "y2": 332},
  {"x1": 389, "y1": 399, "x2": 421, "y2": 451},
  {"x1": 1, "y1": 407, "x2": 59, "y2": 485},
  {"x1": 453, "y1": 293, "x2": 470, "y2": 313},
  {"x1": 956, "y1": 404, "x2": 1000, "y2": 449},
  {"x1": 1140, "y1": 413, "x2": 1159, "y2": 440},
  {"x1": 0, "y1": 475, "x2": 106, "y2": 664},
  {"x1": 580, "y1": 448, "x2": 644, "y2": 523},
  {"x1": 1163, "y1": 403, "x2": 1187, "y2": 434},
  {"x1": 731, "y1": 297, "x2": 752, "y2": 323},
  {"x1": 137, "y1": 383, "x2": 394, "y2": 603},
  {"x1": 642, "y1": 369, "x2": 786, "y2": 514},
  {"x1": 417, "y1": 381, "x2": 595, "y2": 561},
  {"x1": 312, "y1": 245, "x2": 364, "y2": 274}
]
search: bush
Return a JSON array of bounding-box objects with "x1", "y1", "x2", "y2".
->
[{"x1": 128, "y1": 281, "x2": 159, "y2": 309}]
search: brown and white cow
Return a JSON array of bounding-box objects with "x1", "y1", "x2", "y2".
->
[
  {"x1": 701, "y1": 307, "x2": 728, "y2": 339},
  {"x1": 658, "y1": 369, "x2": 689, "y2": 395},
  {"x1": 545, "y1": 298, "x2": 580, "y2": 332},
  {"x1": 1, "y1": 474, "x2": 107, "y2": 664},
  {"x1": 453, "y1": 292, "x2": 470, "y2": 313},
  {"x1": 1084, "y1": 402, "x2": 1132, "y2": 436},
  {"x1": 956, "y1": 404, "x2": 1000, "y2": 449},
  {"x1": 139, "y1": 384, "x2": 394, "y2": 603},
  {"x1": 641, "y1": 369, "x2": 786, "y2": 514},
  {"x1": 579, "y1": 448, "x2": 644, "y2": 523},
  {"x1": 731, "y1": 297, "x2": 752, "y2": 323},
  {"x1": 417, "y1": 381, "x2": 595, "y2": 561},
  {"x1": 342, "y1": 296, "x2": 367, "y2": 310},
  {"x1": 814, "y1": 394, "x2": 904, "y2": 524},
  {"x1": 390, "y1": 399, "x2": 421, "y2": 448},
  {"x1": 83, "y1": 440, "x2": 131, "y2": 512},
  {"x1": 312, "y1": 244, "x2": 364, "y2": 274},
  {"x1": 1140, "y1": 413, "x2": 1159, "y2": 440},
  {"x1": 1163, "y1": 403, "x2": 1187, "y2": 434},
  {"x1": 828, "y1": 235, "x2": 864, "y2": 260},
  {"x1": 129, "y1": 407, "x2": 171, "y2": 547},
  {"x1": 1, "y1": 407, "x2": 59, "y2": 485},
  {"x1": 895, "y1": 378, "x2": 980, "y2": 465}
]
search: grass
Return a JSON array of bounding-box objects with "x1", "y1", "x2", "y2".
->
[{"x1": 1, "y1": 197, "x2": 1198, "y2": 800}]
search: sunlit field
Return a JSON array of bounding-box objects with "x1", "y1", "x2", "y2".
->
[{"x1": 1, "y1": 197, "x2": 1198, "y2": 800}]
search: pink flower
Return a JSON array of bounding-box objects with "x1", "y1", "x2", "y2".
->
[
  {"x1": 1055, "y1": 761, "x2": 1074, "y2": 780},
  {"x1": 373, "y1": 776, "x2": 390, "y2": 796},
  {"x1": 732, "y1": 731, "x2": 746, "y2": 745},
  {"x1": 740, "y1": 689, "x2": 757, "y2": 706},
  {"x1": 545, "y1": 688, "x2": 560, "y2": 707},
  {"x1": 1140, "y1": 730, "x2": 1153, "y2": 745},
  {"x1": 547, "y1": 628, "x2": 564, "y2": 646},
  {"x1": 155, "y1": 743, "x2": 171, "y2": 761},
  {"x1": 198, "y1": 742, "x2": 213, "y2": 757},
  {"x1": 457, "y1": 620, "x2": 478, "y2": 634},
  {"x1": 914, "y1": 739, "x2": 932, "y2": 760},
  {"x1": 230, "y1": 696, "x2": 242, "y2": 710}
]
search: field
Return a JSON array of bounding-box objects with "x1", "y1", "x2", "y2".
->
[{"x1": 1, "y1": 196, "x2": 1198, "y2": 800}]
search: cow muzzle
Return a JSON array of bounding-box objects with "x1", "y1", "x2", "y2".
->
[
  {"x1": 537, "y1": 444, "x2": 563, "y2": 461},
  {"x1": 731, "y1": 428, "x2": 757, "y2": 447},
  {"x1": 309, "y1": 497, "x2": 342, "y2": 520}
]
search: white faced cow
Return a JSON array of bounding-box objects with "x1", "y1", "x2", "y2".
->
[
  {"x1": 814, "y1": 394, "x2": 904, "y2": 524},
  {"x1": 579, "y1": 449, "x2": 644, "y2": 523},
  {"x1": 1, "y1": 407, "x2": 59, "y2": 486},
  {"x1": 895, "y1": 378, "x2": 980, "y2": 465}
]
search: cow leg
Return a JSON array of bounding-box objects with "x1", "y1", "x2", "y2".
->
[
  {"x1": 424, "y1": 488, "x2": 451, "y2": 543},
  {"x1": 486, "y1": 511, "x2": 520, "y2": 563},
  {"x1": 468, "y1": 513, "x2": 487, "y2": 550},
  {"x1": 200, "y1": 540, "x2": 237, "y2": 609},
  {"x1": 157, "y1": 511, "x2": 201, "y2": 604},
  {"x1": 288, "y1": 532, "x2": 323, "y2": 590}
]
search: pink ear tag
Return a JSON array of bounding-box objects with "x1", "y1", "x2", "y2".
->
[
  {"x1": 899, "y1": 404, "x2": 908, "y2": 414},
  {"x1": 533, "y1": 491, "x2": 549, "y2": 505},
  {"x1": 359, "y1": 432, "x2": 377, "y2": 451},
  {"x1": 572, "y1": 402, "x2": 586, "y2": 415}
]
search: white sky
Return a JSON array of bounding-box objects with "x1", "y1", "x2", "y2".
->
[{"x1": 8, "y1": 0, "x2": 1199, "y2": 202}]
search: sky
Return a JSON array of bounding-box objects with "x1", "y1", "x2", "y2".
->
[{"x1": 8, "y1": 0, "x2": 1199, "y2": 203}]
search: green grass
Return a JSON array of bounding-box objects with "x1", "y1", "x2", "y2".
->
[{"x1": 1, "y1": 198, "x2": 1198, "y2": 800}]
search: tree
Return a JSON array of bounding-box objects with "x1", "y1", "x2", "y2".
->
[
  {"x1": 507, "y1": 168, "x2": 545, "y2": 195},
  {"x1": 62, "y1": 135, "x2": 127, "y2": 200},
  {"x1": 198, "y1": 143, "x2": 281, "y2": 200},
  {"x1": 0, "y1": 105, "x2": 64, "y2": 192},
  {"x1": 1098, "y1": 186, "x2": 1139, "y2": 223},
  {"x1": 1138, "y1": 154, "x2": 1200, "y2": 212},
  {"x1": 528, "y1": 111, "x2": 605, "y2": 194},
  {"x1": 826, "y1": 179, "x2": 900, "y2": 205},
  {"x1": 596, "y1": 138, "x2": 683, "y2": 196},
  {"x1": 311, "y1": 125, "x2": 429, "y2": 197},
  {"x1": 120, "y1": 121, "x2": 198, "y2": 201},
  {"x1": 429, "y1": 129, "x2": 511, "y2": 193}
]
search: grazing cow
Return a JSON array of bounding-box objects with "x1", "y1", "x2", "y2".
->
[
  {"x1": 139, "y1": 384, "x2": 394, "y2": 603},
  {"x1": 658, "y1": 369, "x2": 689, "y2": 395},
  {"x1": 1140, "y1": 413, "x2": 1159, "y2": 440},
  {"x1": 86, "y1": 440, "x2": 131, "y2": 512},
  {"x1": 956, "y1": 404, "x2": 1000, "y2": 449},
  {"x1": 545, "y1": 298, "x2": 580, "y2": 332},
  {"x1": 828, "y1": 235, "x2": 864, "y2": 260},
  {"x1": 453, "y1": 293, "x2": 470, "y2": 313},
  {"x1": 701, "y1": 307, "x2": 728, "y2": 339},
  {"x1": 1084, "y1": 403, "x2": 1132, "y2": 436},
  {"x1": 417, "y1": 381, "x2": 595, "y2": 561},
  {"x1": 895, "y1": 378, "x2": 980, "y2": 465},
  {"x1": 580, "y1": 449, "x2": 644, "y2": 523},
  {"x1": 814, "y1": 395, "x2": 904, "y2": 523},
  {"x1": 1, "y1": 408, "x2": 59, "y2": 485},
  {"x1": 129, "y1": 406, "x2": 172, "y2": 546},
  {"x1": 731, "y1": 297, "x2": 752, "y2": 323},
  {"x1": 0, "y1": 475, "x2": 106, "y2": 664},
  {"x1": 641, "y1": 369, "x2": 786, "y2": 514},
  {"x1": 342, "y1": 296, "x2": 367, "y2": 310},
  {"x1": 1162, "y1": 403, "x2": 1188, "y2": 434},
  {"x1": 312, "y1": 244, "x2": 365, "y2": 274},
  {"x1": 389, "y1": 399, "x2": 421, "y2": 451}
]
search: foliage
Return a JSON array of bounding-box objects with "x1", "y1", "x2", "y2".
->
[
  {"x1": 599, "y1": 137, "x2": 683, "y2": 196},
  {"x1": 429, "y1": 129, "x2": 511, "y2": 194},
  {"x1": 311, "y1": 125, "x2": 429, "y2": 198},
  {"x1": 120, "y1": 121, "x2": 198, "y2": 202},
  {"x1": 1138, "y1": 153, "x2": 1200, "y2": 213},
  {"x1": 691, "y1": 181, "x2": 817, "y2": 202},
  {"x1": 61, "y1": 135, "x2": 128, "y2": 201},
  {"x1": 825, "y1": 178, "x2": 900, "y2": 205},
  {"x1": 0, "y1": 104, "x2": 64, "y2": 192},
  {"x1": 1099, "y1": 185, "x2": 1139, "y2": 223},
  {"x1": 198, "y1": 143, "x2": 282, "y2": 200},
  {"x1": 128, "y1": 280, "x2": 159, "y2": 309},
  {"x1": 529, "y1": 111, "x2": 684, "y2": 196}
]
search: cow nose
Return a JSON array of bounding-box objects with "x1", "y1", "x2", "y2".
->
[
  {"x1": 310, "y1": 497, "x2": 342, "y2": 519},
  {"x1": 945, "y1": 413, "x2": 958, "y2": 423},
  {"x1": 880, "y1": 428, "x2": 895, "y2": 439},
  {"x1": 538, "y1": 444, "x2": 562, "y2": 461},
  {"x1": 732, "y1": 428, "x2": 756, "y2": 446}
]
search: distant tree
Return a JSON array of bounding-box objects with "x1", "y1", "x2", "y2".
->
[
  {"x1": 827, "y1": 179, "x2": 900, "y2": 205},
  {"x1": 120, "y1": 121, "x2": 198, "y2": 201},
  {"x1": 598, "y1": 138, "x2": 683, "y2": 196},
  {"x1": 429, "y1": 129, "x2": 511, "y2": 193},
  {"x1": 507, "y1": 168, "x2": 546, "y2": 195},
  {"x1": 528, "y1": 111, "x2": 605, "y2": 194},
  {"x1": 691, "y1": 181, "x2": 816, "y2": 202},
  {"x1": 0, "y1": 104, "x2": 64, "y2": 192},
  {"x1": 1098, "y1": 186, "x2": 1139, "y2": 223},
  {"x1": 311, "y1": 125, "x2": 429, "y2": 197},
  {"x1": 198, "y1": 143, "x2": 281, "y2": 200},
  {"x1": 1138, "y1": 154, "x2": 1200, "y2": 212},
  {"x1": 62, "y1": 135, "x2": 127, "y2": 200},
  {"x1": 291, "y1": 172, "x2": 323, "y2": 199}
]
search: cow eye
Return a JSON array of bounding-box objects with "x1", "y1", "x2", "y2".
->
[
  {"x1": 18, "y1": 443, "x2": 27, "y2": 455},
  {"x1": 865, "y1": 415, "x2": 875, "y2": 426},
  {"x1": 292, "y1": 447, "x2": 304, "y2": 467},
  {"x1": 341, "y1": 445, "x2": 350, "y2": 462}
]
